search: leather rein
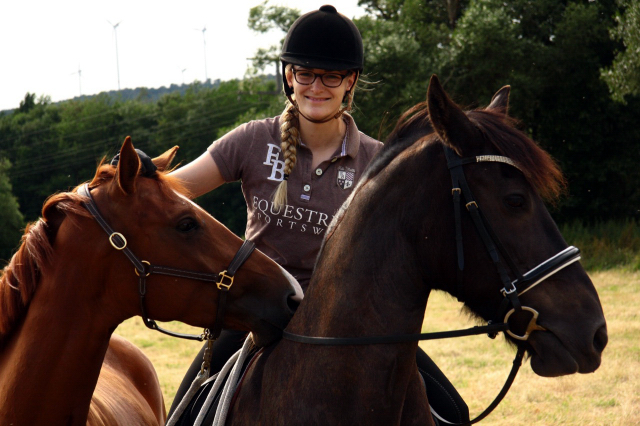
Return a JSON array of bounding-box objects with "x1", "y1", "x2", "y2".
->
[
  {"x1": 78, "y1": 183, "x2": 256, "y2": 341},
  {"x1": 282, "y1": 145, "x2": 582, "y2": 425}
]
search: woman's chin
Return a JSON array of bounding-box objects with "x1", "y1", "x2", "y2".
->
[{"x1": 299, "y1": 105, "x2": 340, "y2": 122}]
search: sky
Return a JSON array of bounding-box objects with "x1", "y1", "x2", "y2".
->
[{"x1": 0, "y1": 1, "x2": 367, "y2": 112}]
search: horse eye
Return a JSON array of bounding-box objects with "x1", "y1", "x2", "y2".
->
[
  {"x1": 176, "y1": 217, "x2": 199, "y2": 233},
  {"x1": 504, "y1": 195, "x2": 525, "y2": 208}
]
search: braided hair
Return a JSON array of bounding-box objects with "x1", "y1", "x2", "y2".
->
[{"x1": 272, "y1": 100, "x2": 300, "y2": 208}]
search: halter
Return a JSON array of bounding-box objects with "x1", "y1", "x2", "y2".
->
[
  {"x1": 283, "y1": 145, "x2": 582, "y2": 425},
  {"x1": 78, "y1": 183, "x2": 256, "y2": 341}
]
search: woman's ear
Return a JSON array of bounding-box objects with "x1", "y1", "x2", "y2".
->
[
  {"x1": 346, "y1": 71, "x2": 357, "y2": 91},
  {"x1": 285, "y1": 67, "x2": 295, "y2": 90}
]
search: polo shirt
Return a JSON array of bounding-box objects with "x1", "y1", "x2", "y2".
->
[{"x1": 208, "y1": 113, "x2": 382, "y2": 289}]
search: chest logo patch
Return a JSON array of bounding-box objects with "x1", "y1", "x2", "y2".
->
[{"x1": 337, "y1": 166, "x2": 355, "y2": 190}]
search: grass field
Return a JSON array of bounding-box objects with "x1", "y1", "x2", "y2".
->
[{"x1": 115, "y1": 268, "x2": 639, "y2": 425}]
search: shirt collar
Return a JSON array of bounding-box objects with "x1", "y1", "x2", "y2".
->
[{"x1": 342, "y1": 112, "x2": 360, "y2": 159}]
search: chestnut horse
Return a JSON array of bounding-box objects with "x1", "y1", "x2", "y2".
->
[
  {"x1": 0, "y1": 137, "x2": 302, "y2": 425},
  {"x1": 224, "y1": 76, "x2": 607, "y2": 425}
]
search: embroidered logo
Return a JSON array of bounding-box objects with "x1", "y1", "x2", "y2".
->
[
  {"x1": 263, "y1": 143, "x2": 285, "y2": 181},
  {"x1": 337, "y1": 166, "x2": 355, "y2": 190}
]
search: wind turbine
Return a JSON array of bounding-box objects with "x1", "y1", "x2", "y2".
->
[
  {"x1": 71, "y1": 65, "x2": 82, "y2": 96},
  {"x1": 107, "y1": 20, "x2": 121, "y2": 90},
  {"x1": 196, "y1": 26, "x2": 208, "y2": 82}
]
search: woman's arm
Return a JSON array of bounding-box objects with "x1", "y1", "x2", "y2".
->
[{"x1": 171, "y1": 151, "x2": 225, "y2": 199}]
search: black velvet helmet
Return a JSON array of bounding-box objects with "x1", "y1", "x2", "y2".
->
[{"x1": 280, "y1": 5, "x2": 364, "y2": 96}]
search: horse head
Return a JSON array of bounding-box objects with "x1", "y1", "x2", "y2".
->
[
  {"x1": 420, "y1": 75, "x2": 607, "y2": 377},
  {"x1": 7, "y1": 136, "x2": 302, "y2": 347}
]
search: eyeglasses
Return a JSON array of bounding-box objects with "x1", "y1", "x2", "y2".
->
[{"x1": 292, "y1": 69, "x2": 351, "y2": 88}]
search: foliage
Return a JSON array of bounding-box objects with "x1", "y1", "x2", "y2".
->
[
  {"x1": 354, "y1": 0, "x2": 640, "y2": 223},
  {"x1": 246, "y1": 2, "x2": 300, "y2": 73},
  {"x1": 602, "y1": 0, "x2": 640, "y2": 102},
  {"x1": 0, "y1": 81, "x2": 280, "y2": 258},
  {"x1": 0, "y1": 159, "x2": 23, "y2": 263}
]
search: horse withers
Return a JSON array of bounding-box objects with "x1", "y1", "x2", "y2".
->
[
  {"x1": 223, "y1": 76, "x2": 607, "y2": 425},
  {"x1": 0, "y1": 137, "x2": 302, "y2": 425}
]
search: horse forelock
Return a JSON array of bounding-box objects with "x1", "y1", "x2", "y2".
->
[{"x1": 467, "y1": 110, "x2": 566, "y2": 201}]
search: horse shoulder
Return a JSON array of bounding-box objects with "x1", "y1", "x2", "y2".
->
[{"x1": 88, "y1": 334, "x2": 165, "y2": 426}]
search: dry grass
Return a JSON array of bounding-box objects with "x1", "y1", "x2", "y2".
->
[{"x1": 115, "y1": 269, "x2": 639, "y2": 424}]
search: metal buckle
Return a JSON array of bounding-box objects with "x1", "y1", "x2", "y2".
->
[
  {"x1": 501, "y1": 281, "x2": 518, "y2": 297},
  {"x1": 109, "y1": 232, "x2": 127, "y2": 250},
  {"x1": 504, "y1": 306, "x2": 546, "y2": 341},
  {"x1": 217, "y1": 270, "x2": 234, "y2": 290},
  {"x1": 134, "y1": 260, "x2": 151, "y2": 277},
  {"x1": 465, "y1": 201, "x2": 478, "y2": 210}
]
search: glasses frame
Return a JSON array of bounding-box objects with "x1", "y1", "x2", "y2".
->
[{"x1": 291, "y1": 68, "x2": 351, "y2": 88}]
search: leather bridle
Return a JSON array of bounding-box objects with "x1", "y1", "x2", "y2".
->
[
  {"x1": 283, "y1": 145, "x2": 583, "y2": 425},
  {"x1": 78, "y1": 183, "x2": 256, "y2": 341}
]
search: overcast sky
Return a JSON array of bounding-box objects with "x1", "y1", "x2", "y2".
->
[{"x1": 0, "y1": 1, "x2": 367, "y2": 111}]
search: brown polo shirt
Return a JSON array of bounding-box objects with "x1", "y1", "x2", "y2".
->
[{"x1": 208, "y1": 113, "x2": 382, "y2": 289}]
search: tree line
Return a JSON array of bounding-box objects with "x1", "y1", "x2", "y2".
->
[{"x1": 0, "y1": 0, "x2": 638, "y2": 262}]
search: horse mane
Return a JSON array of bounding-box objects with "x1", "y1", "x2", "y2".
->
[
  {"x1": 368, "y1": 101, "x2": 565, "y2": 201},
  {"x1": 0, "y1": 160, "x2": 187, "y2": 345}
]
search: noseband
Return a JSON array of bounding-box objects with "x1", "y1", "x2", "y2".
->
[{"x1": 78, "y1": 183, "x2": 256, "y2": 341}]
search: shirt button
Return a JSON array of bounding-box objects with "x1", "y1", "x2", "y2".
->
[
  {"x1": 331, "y1": 158, "x2": 337, "y2": 163},
  {"x1": 303, "y1": 184, "x2": 311, "y2": 192},
  {"x1": 315, "y1": 168, "x2": 323, "y2": 176}
]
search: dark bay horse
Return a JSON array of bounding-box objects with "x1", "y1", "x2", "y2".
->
[
  {"x1": 226, "y1": 76, "x2": 607, "y2": 425},
  {"x1": 0, "y1": 137, "x2": 302, "y2": 425}
]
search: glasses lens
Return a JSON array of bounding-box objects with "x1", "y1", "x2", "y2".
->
[
  {"x1": 294, "y1": 71, "x2": 315, "y2": 85},
  {"x1": 321, "y1": 73, "x2": 345, "y2": 87}
]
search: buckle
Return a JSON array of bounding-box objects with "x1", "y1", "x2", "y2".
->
[
  {"x1": 501, "y1": 281, "x2": 518, "y2": 297},
  {"x1": 109, "y1": 232, "x2": 127, "y2": 250},
  {"x1": 217, "y1": 270, "x2": 234, "y2": 290}
]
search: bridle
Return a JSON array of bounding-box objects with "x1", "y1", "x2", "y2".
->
[
  {"x1": 283, "y1": 145, "x2": 582, "y2": 425},
  {"x1": 78, "y1": 183, "x2": 256, "y2": 342}
]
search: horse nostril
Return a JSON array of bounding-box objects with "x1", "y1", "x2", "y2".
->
[{"x1": 593, "y1": 324, "x2": 608, "y2": 353}]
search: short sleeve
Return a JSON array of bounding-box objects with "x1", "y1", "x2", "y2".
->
[{"x1": 207, "y1": 121, "x2": 254, "y2": 182}]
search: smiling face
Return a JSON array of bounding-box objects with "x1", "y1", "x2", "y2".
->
[{"x1": 286, "y1": 66, "x2": 356, "y2": 122}]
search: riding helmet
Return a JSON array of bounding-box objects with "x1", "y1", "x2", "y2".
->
[{"x1": 280, "y1": 5, "x2": 364, "y2": 96}]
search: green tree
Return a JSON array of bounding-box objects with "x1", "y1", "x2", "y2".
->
[
  {"x1": 357, "y1": 0, "x2": 639, "y2": 222},
  {"x1": 602, "y1": 0, "x2": 640, "y2": 102},
  {"x1": 0, "y1": 159, "x2": 24, "y2": 263}
]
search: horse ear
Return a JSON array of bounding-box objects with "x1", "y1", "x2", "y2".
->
[
  {"x1": 152, "y1": 146, "x2": 179, "y2": 172},
  {"x1": 487, "y1": 85, "x2": 510, "y2": 114},
  {"x1": 426, "y1": 75, "x2": 481, "y2": 155},
  {"x1": 115, "y1": 136, "x2": 140, "y2": 194}
]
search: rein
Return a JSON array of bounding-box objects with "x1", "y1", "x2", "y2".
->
[
  {"x1": 78, "y1": 183, "x2": 256, "y2": 341},
  {"x1": 282, "y1": 145, "x2": 582, "y2": 425}
]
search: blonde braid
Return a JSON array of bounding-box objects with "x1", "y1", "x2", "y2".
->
[{"x1": 272, "y1": 101, "x2": 300, "y2": 208}]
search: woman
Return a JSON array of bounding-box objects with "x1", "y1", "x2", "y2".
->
[{"x1": 169, "y1": 5, "x2": 468, "y2": 425}]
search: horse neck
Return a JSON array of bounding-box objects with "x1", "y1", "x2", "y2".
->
[
  {"x1": 288, "y1": 148, "x2": 452, "y2": 347},
  {"x1": 0, "y1": 225, "x2": 128, "y2": 425}
]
